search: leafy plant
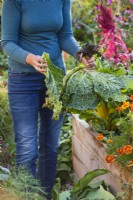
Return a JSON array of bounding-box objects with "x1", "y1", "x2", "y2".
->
[
  {"x1": 43, "y1": 53, "x2": 127, "y2": 120},
  {"x1": 0, "y1": 89, "x2": 15, "y2": 167},
  {"x1": 0, "y1": 52, "x2": 8, "y2": 69},
  {"x1": 57, "y1": 115, "x2": 72, "y2": 181},
  {"x1": 0, "y1": 90, "x2": 13, "y2": 140},
  {"x1": 2, "y1": 167, "x2": 46, "y2": 200},
  {"x1": 52, "y1": 169, "x2": 115, "y2": 200}
]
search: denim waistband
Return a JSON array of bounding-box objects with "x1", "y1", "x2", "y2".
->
[{"x1": 8, "y1": 68, "x2": 47, "y2": 93}]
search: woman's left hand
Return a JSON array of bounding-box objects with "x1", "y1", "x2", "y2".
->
[{"x1": 80, "y1": 54, "x2": 95, "y2": 70}]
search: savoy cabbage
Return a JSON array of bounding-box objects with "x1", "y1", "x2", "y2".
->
[{"x1": 43, "y1": 53, "x2": 127, "y2": 119}]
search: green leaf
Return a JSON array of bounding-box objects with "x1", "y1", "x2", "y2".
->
[
  {"x1": 52, "y1": 178, "x2": 61, "y2": 200},
  {"x1": 96, "y1": 59, "x2": 126, "y2": 76},
  {"x1": 59, "y1": 191, "x2": 70, "y2": 200},
  {"x1": 62, "y1": 68, "x2": 126, "y2": 113},
  {"x1": 42, "y1": 53, "x2": 64, "y2": 119},
  {"x1": 128, "y1": 64, "x2": 133, "y2": 75},
  {"x1": 124, "y1": 76, "x2": 133, "y2": 91},
  {"x1": 88, "y1": 180, "x2": 107, "y2": 190},
  {"x1": 56, "y1": 163, "x2": 71, "y2": 173},
  {"x1": 71, "y1": 169, "x2": 108, "y2": 194},
  {"x1": 89, "y1": 71, "x2": 126, "y2": 102},
  {"x1": 82, "y1": 185, "x2": 115, "y2": 200},
  {"x1": 61, "y1": 68, "x2": 100, "y2": 111}
]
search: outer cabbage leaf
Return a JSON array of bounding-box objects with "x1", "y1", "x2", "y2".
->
[
  {"x1": 42, "y1": 53, "x2": 64, "y2": 119},
  {"x1": 89, "y1": 71, "x2": 127, "y2": 102},
  {"x1": 61, "y1": 68, "x2": 126, "y2": 112},
  {"x1": 61, "y1": 67, "x2": 100, "y2": 111}
]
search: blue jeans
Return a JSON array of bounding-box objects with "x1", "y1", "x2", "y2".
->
[{"x1": 8, "y1": 68, "x2": 64, "y2": 193}]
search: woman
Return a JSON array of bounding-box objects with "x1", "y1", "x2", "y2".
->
[{"x1": 1, "y1": 0, "x2": 89, "y2": 198}]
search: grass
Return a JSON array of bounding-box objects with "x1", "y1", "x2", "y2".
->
[{"x1": 1, "y1": 167, "x2": 47, "y2": 200}]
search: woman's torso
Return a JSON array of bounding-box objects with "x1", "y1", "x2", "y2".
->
[{"x1": 9, "y1": 0, "x2": 65, "y2": 72}]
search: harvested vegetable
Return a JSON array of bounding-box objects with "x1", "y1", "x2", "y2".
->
[{"x1": 42, "y1": 52, "x2": 126, "y2": 120}]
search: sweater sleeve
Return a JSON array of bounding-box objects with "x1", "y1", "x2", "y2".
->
[
  {"x1": 57, "y1": 0, "x2": 80, "y2": 57},
  {"x1": 1, "y1": 0, "x2": 30, "y2": 64}
]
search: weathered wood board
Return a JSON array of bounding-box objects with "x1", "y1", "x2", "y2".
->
[{"x1": 72, "y1": 115, "x2": 132, "y2": 195}]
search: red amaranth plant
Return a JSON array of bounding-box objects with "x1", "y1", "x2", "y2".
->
[{"x1": 97, "y1": 5, "x2": 129, "y2": 65}]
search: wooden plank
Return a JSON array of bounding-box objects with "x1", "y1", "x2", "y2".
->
[
  {"x1": 72, "y1": 115, "x2": 132, "y2": 184},
  {"x1": 73, "y1": 155, "x2": 88, "y2": 178},
  {"x1": 72, "y1": 136, "x2": 121, "y2": 194}
]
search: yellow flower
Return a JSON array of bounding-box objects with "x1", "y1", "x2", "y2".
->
[
  {"x1": 121, "y1": 101, "x2": 129, "y2": 110},
  {"x1": 107, "y1": 139, "x2": 113, "y2": 144}
]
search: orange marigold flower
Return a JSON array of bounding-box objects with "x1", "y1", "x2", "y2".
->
[
  {"x1": 129, "y1": 159, "x2": 133, "y2": 165},
  {"x1": 121, "y1": 105, "x2": 127, "y2": 111},
  {"x1": 97, "y1": 133, "x2": 104, "y2": 141},
  {"x1": 117, "y1": 148, "x2": 124, "y2": 156},
  {"x1": 130, "y1": 95, "x2": 133, "y2": 101},
  {"x1": 130, "y1": 103, "x2": 133, "y2": 111},
  {"x1": 123, "y1": 145, "x2": 133, "y2": 155},
  {"x1": 123, "y1": 101, "x2": 130, "y2": 107},
  {"x1": 121, "y1": 101, "x2": 130, "y2": 110},
  {"x1": 105, "y1": 155, "x2": 115, "y2": 163},
  {"x1": 107, "y1": 139, "x2": 113, "y2": 144}
]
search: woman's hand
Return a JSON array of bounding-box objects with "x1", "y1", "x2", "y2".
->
[
  {"x1": 26, "y1": 53, "x2": 47, "y2": 74},
  {"x1": 80, "y1": 53, "x2": 95, "y2": 70}
]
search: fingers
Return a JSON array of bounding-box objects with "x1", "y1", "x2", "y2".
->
[
  {"x1": 81, "y1": 57, "x2": 90, "y2": 67},
  {"x1": 34, "y1": 66, "x2": 47, "y2": 74},
  {"x1": 26, "y1": 53, "x2": 48, "y2": 74},
  {"x1": 81, "y1": 56, "x2": 95, "y2": 70},
  {"x1": 34, "y1": 56, "x2": 48, "y2": 74},
  {"x1": 37, "y1": 55, "x2": 47, "y2": 64},
  {"x1": 34, "y1": 61, "x2": 47, "y2": 69}
]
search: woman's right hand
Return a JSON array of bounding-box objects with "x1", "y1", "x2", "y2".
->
[{"x1": 26, "y1": 53, "x2": 47, "y2": 74}]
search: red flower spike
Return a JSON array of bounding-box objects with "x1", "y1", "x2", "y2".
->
[
  {"x1": 97, "y1": 5, "x2": 115, "y2": 33},
  {"x1": 97, "y1": 5, "x2": 129, "y2": 65}
]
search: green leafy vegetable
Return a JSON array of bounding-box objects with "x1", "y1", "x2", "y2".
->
[
  {"x1": 42, "y1": 53, "x2": 127, "y2": 119},
  {"x1": 42, "y1": 53, "x2": 64, "y2": 119},
  {"x1": 61, "y1": 68, "x2": 126, "y2": 112}
]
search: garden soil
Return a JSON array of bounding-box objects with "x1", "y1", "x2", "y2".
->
[{"x1": 0, "y1": 189, "x2": 19, "y2": 200}]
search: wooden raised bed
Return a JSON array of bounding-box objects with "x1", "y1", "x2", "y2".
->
[{"x1": 72, "y1": 115, "x2": 132, "y2": 195}]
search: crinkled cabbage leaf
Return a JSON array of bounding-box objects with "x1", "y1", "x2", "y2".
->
[{"x1": 42, "y1": 53, "x2": 64, "y2": 119}]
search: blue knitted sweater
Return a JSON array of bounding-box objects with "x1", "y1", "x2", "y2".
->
[{"x1": 1, "y1": 0, "x2": 80, "y2": 72}]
